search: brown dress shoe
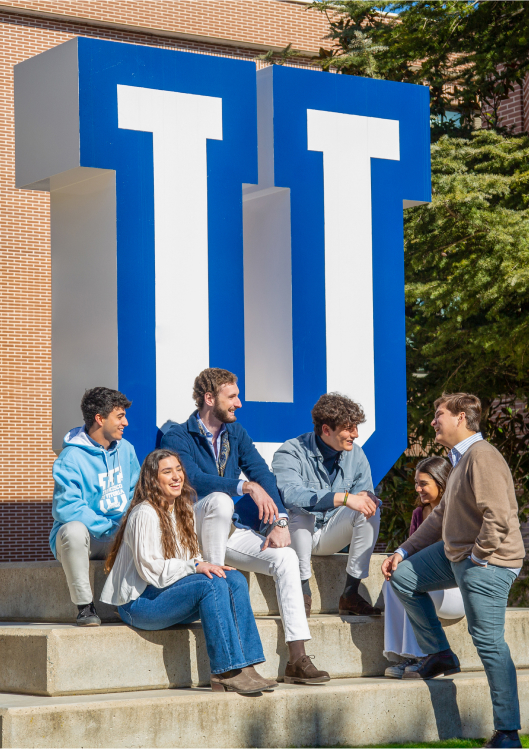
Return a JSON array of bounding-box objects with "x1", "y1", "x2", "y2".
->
[
  {"x1": 244, "y1": 665, "x2": 278, "y2": 691},
  {"x1": 210, "y1": 668, "x2": 264, "y2": 694},
  {"x1": 303, "y1": 594, "x2": 312, "y2": 618},
  {"x1": 339, "y1": 591, "x2": 382, "y2": 616},
  {"x1": 284, "y1": 655, "x2": 330, "y2": 684}
]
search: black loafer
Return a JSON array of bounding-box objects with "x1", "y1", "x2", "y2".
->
[
  {"x1": 402, "y1": 650, "x2": 460, "y2": 679},
  {"x1": 484, "y1": 731, "x2": 522, "y2": 748},
  {"x1": 76, "y1": 602, "x2": 101, "y2": 626}
]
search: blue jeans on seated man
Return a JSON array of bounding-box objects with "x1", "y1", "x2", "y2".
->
[
  {"x1": 118, "y1": 570, "x2": 264, "y2": 675},
  {"x1": 390, "y1": 540, "x2": 519, "y2": 732}
]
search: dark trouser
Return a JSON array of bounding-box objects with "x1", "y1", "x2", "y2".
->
[
  {"x1": 118, "y1": 570, "x2": 264, "y2": 675},
  {"x1": 390, "y1": 541, "x2": 520, "y2": 731}
]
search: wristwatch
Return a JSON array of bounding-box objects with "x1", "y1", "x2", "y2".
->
[{"x1": 270, "y1": 517, "x2": 289, "y2": 530}]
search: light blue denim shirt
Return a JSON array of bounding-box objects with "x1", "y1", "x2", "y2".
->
[{"x1": 272, "y1": 431, "x2": 374, "y2": 529}]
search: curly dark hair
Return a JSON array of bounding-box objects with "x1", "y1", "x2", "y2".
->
[
  {"x1": 105, "y1": 449, "x2": 199, "y2": 573},
  {"x1": 311, "y1": 392, "x2": 366, "y2": 436},
  {"x1": 193, "y1": 368, "x2": 238, "y2": 409},
  {"x1": 80, "y1": 387, "x2": 132, "y2": 430},
  {"x1": 414, "y1": 456, "x2": 452, "y2": 507}
]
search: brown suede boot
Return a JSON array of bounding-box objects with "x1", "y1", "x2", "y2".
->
[
  {"x1": 303, "y1": 594, "x2": 312, "y2": 618},
  {"x1": 210, "y1": 668, "x2": 264, "y2": 694},
  {"x1": 284, "y1": 655, "x2": 330, "y2": 684},
  {"x1": 339, "y1": 591, "x2": 382, "y2": 616},
  {"x1": 244, "y1": 665, "x2": 278, "y2": 691}
]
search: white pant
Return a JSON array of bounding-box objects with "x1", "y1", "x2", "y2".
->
[
  {"x1": 193, "y1": 492, "x2": 311, "y2": 643},
  {"x1": 288, "y1": 505, "x2": 381, "y2": 581},
  {"x1": 56, "y1": 521, "x2": 112, "y2": 605},
  {"x1": 382, "y1": 579, "x2": 466, "y2": 661}
]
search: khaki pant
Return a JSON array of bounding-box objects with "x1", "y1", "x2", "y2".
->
[{"x1": 55, "y1": 521, "x2": 112, "y2": 605}]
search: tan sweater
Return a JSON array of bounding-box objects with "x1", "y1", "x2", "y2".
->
[{"x1": 401, "y1": 440, "x2": 525, "y2": 568}]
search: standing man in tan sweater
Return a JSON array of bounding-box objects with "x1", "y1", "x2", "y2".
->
[{"x1": 382, "y1": 393, "x2": 525, "y2": 749}]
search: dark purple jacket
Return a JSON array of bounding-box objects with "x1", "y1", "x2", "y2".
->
[{"x1": 409, "y1": 506, "x2": 424, "y2": 537}]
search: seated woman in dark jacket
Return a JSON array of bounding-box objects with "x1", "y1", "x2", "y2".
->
[{"x1": 383, "y1": 457, "x2": 465, "y2": 678}]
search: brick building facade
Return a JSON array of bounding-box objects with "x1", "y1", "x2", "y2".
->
[
  {"x1": 1, "y1": 3, "x2": 526, "y2": 562},
  {"x1": 0, "y1": 0, "x2": 327, "y2": 562}
]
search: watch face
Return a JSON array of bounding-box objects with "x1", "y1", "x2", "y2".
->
[{"x1": 277, "y1": 518, "x2": 288, "y2": 527}]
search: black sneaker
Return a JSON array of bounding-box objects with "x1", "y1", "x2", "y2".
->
[
  {"x1": 76, "y1": 602, "x2": 101, "y2": 626},
  {"x1": 484, "y1": 731, "x2": 522, "y2": 748},
  {"x1": 402, "y1": 650, "x2": 460, "y2": 679}
]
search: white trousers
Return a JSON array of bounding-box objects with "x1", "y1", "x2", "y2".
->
[
  {"x1": 193, "y1": 492, "x2": 311, "y2": 643},
  {"x1": 288, "y1": 505, "x2": 381, "y2": 581},
  {"x1": 382, "y1": 579, "x2": 466, "y2": 661},
  {"x1": 55, "y1": 521, "x2": 112, "y2": 605}
]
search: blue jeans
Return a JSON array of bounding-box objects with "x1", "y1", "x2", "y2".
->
[
  {"x1": 390, "y1": 541, "x2": 519, "y2": 731},
  {"x1": 119, "y1": 570, "x2": 264, "y2": 675}
]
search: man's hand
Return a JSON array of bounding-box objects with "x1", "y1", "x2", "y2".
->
[
  {"x1": 335, "y1": 490, "x2": 377, "y2": 518},
  {"x1": 381, "y1": 552, "x2": 403, "y2": 581},
  {"x1": 262, "y1": 524, "x2": 291, "y2": 551},
  {"x1": 243, "y1": 481, "x2": 279, "y2": 525},
  {"x1": 196, "y1": 562, "x2": 235, "y2": 579}
]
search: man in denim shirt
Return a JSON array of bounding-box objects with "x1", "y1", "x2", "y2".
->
[{"x1": 272, "y1": 393, "x2": 381, "y2": 617}]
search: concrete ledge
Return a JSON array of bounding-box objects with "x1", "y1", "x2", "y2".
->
[
  {"x1": 1, "y1": 671, "x2": 528, "y2": 748},
  {"x1": 1, "y1": 609, "x2": 528, "y2": 696},
  {"x1": 0, "y1": 554, "x2": 386, "y2": 622}
]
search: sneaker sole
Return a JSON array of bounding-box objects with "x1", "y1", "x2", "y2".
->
[
  {"x1": 76, "y1": 620, "x2": 101, "y2": 627},
  {"x1": 284, "y1": 675, "x2": 331, "y2": 684},
  {"x1": 339, "y1": 609, "x2": 382, "y2": 617},
  {"x1": 402, "y1": 666, "x2": 461, "y2": 680}
]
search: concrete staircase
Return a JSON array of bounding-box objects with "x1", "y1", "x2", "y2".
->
[{"x1": 0, "y1": 554, "x2": 528, "y2": 747}]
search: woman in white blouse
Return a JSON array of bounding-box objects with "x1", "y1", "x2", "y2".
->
[{"x1": 101, "y1": 448, "x2": 273, "y2": 695}]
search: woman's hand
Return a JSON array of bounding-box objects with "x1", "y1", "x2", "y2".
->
[{"x1": 196, "y1": 562, "x2": 235, "y2": 579}]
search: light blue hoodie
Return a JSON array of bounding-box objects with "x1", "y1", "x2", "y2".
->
[{"x1": 50, "y1": 426, "x2": 141, "y2": 557}]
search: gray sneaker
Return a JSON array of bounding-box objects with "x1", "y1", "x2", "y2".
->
[{"x1": 384, "y1": 657, "x2": 421, "y2": 679}]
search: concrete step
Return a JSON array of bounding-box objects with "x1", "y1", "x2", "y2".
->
[
  {"x1": 0, "y1": 554, "x2": 386, "y2": 623},
  {"x1": 1, "y1": 671, "x2": 528, "y2": 748},
  {"x1": 1, "y1": 609, "x2": 528, "y2": 697}
]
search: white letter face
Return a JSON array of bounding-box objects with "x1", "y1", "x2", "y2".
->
[
  {"x1": 14, "y1": 40, "x2": 431, "y2": 483},
  {"x1": 117, "y1": 86, "x2": 223, "y2": 428},
  {"x1": 307, "y1": 111, "x2": 400, "y2": 446}
]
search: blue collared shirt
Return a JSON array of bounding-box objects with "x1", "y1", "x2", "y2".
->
[
  {"x1": 448, "y1": 432, "x2": 483, "y2": 467},
  {"x1": 396, "y1": 433, "x2": 520, "y2": 575},
  {"x1": 196, "y1": 415, "x2": 245, "y2": 496}
]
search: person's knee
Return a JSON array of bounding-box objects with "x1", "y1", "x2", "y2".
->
[
  {"x1": 271, "y1": 546, "x2": 299, "y2": 577},
  {"x1": 206, "y1": 492, "x2": 234, "y2": 520},
  {"x1": 389, "y1": 564, "x2": 410, "y2": 595},
  {"x1": 58, "y1": 521, "x2": 90, "y2": 551},
  {"x1": 225, "y1": 569, "x2": 248, "y2": 592}
]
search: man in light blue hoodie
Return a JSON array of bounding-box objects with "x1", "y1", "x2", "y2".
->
[{"x1": 50, "y1": 387, "x2": 140, "y2": 626}]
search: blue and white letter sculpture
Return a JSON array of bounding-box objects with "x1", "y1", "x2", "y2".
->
[{"x1": 15, "y1": 37, "x2": 430, "y2": 482}]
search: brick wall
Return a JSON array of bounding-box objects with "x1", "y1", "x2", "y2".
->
[{"x1": 0, "y1": 2, "x2": 325, "y2": 562}]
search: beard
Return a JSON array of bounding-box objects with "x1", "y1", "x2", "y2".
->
[{"x1": 212, "y1": 400, "x2": 237, "y2": 424}]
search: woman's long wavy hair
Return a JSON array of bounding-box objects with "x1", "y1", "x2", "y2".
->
[
  {"x1": 104, "y1": 449, "x2": 199, "y2": 573},
  {"x1": 414, "y1": 456, "x2": 452, "y2": 508}
]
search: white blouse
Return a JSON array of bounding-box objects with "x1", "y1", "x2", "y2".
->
[{"x1": 100, "y1": 501, "x2": 203, "y2": 606}]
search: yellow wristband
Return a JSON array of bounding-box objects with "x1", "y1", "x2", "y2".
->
[{"x1": 343, "y1": 492, "x2": 349, "y2": 506}]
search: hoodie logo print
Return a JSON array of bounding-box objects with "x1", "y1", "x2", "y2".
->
[{"x1": 98, "y1": 468, "x2": 127, "y2": 513}]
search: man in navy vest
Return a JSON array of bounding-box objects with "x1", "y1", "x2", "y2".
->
[{"x1": 161, "y1": 368, "x2": 329, "y2": 685}]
